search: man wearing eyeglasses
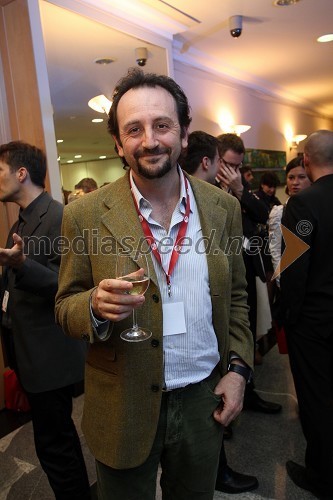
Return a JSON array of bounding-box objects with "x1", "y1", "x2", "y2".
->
[
  {"x1": 181, "y1": 130, "x2": 259, "y2": 495},
  {"x1": 216, "y1": 133, "x2": 282, "y2": 415}
]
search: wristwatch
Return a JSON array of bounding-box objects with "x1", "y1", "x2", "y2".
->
[{"x1": 227, "y1": 363, "x2": 253, "y2": 383}]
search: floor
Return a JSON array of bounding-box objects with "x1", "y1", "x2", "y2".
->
[{"x1": 0, "y1": 344, "x2": 318, "y2": 499}]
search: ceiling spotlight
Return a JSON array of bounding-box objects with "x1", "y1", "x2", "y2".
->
[{"x1": 135, "y1": 47, "x2": 148, "y2": 67}]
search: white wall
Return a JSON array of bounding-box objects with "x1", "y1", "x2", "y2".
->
[
  {"x1": 174, "y1": 61, "x2": 333, "y2": 164},
  {"x1": 60, "y1": 157, "x2": 124, "y2": 191},
  {"x1": 61, "y1": 59, "x2": 333, "y2": 194}
]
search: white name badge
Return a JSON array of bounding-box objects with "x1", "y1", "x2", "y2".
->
[
  {"x1": 2, "y1": 290, "x2": 9, "y2": 313},
  {"x1": 163, "y1": 302, "x2": 186, "y2": 336}
]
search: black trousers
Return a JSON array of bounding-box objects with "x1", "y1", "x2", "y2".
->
[
  {"x1": 286, "y1": 325, "x2": 333, "y2": 494},
  {"x1": 243, "y1": 251, "x2": 258, "y2": 348},
  {"x1": 26, "y1": 384, "x2": 91, "y2": 500},
  {"x1": 242, "y1": 252, "x2": 258, "y2": 401}
]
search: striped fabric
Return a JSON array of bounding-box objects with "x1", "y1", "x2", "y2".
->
[{"x1": 130, "y1": 168, "x2": 220, "y2": 389}]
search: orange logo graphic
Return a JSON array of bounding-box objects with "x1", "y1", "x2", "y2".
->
[{"x1": 272, "y1": 224, "x2": 310, "y2": 281}]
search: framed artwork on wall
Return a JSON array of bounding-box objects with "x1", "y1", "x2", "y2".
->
[{"x1": 244, "y1": 149, "x2": 287, "y2": 190}]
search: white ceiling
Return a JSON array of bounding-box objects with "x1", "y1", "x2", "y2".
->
[{"x1": 40, "y1": 0, "x2": 333, "y2": 164}]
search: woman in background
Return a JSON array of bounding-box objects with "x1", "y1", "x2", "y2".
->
[
  {"x1": 256, "y1": 171, "x2": 281, "y2": 212},
  {"x1": 268, "y1": 156, "x2": 311, "y2": 354},
  {"x1": 269, "y1": 157, "x2": 311, "y2": 286}
]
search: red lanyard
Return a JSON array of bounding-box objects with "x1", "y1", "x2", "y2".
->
[{"x1": 130, "y1": 173, "x2": 190, "y2": 297}]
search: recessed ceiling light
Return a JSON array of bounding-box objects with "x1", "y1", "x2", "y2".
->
[
  {"x1": 274, "y1": 0, "x2": 300, "y2": 5},
  {"x1": 317, "y1": 34, "x2": 333, "y2": 43},
  {"x1": 67, "y1": 160, "x2": 74, "y2": 163},
  {"x1": 74, "y1": 155, "x2": 82, "y2": 159},
  {"x1": 92, "y1": 118, "x2": 104, "y2": 123},
  {"x1": 94, "y1": 58, "x2": 114, "y2": 65},
  {"x1": 99, "y1": 155, "x2": 107, "y2": 159},
  {"x1": 57, "y1": 139, "x2": 63, "y2": 143}
]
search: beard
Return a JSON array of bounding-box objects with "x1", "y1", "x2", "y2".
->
[
  {"x1": 137, "y1": 157, "x2": 172, "y2": 179},
  {"x1": 133, "y1": 147, "x2": 174, "y2": 180}
]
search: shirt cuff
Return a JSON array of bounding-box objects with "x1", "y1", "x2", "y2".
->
[
  {"x1": 89, "y1": 297, "x2": 110, "y2": 340},
  {"x1": 229, "y1": 351, "x2": 252, "y2": 370}
]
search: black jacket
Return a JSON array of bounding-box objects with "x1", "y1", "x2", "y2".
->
[
  {"x1": 280, "y1": 174, "x2": 333, "y2": 336},
  {"x1": 0, "y1": 192, "x2": 87, "y2": 393}
]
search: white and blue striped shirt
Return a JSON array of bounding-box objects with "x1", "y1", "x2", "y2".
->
[{"x1": 131, "y1": 169, "x2": 220, "y2": 389}]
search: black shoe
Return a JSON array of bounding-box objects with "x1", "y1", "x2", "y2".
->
[
  {"x1": 215, "y1": 465, "x2": 259, "y2": 494},
  {"x1": 243, "y1": 390, "x2": 282, "y2": 414},
  {"x1": 286, "y1": 461, "x2": 332, "y2": 500},
  {"x1": 223, "y1": 424, "x2": 233, "y2": 440}
]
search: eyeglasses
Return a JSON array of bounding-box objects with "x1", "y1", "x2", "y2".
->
[{"x1": 220, "y1": 158, "x2": 243, "y2": 170}]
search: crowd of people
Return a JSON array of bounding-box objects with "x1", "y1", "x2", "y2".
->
[{"x1": 0, "y1": 68, "x2": 332, "y2": 500}]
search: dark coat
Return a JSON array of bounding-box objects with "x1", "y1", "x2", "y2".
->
[
  {"x1": 0, "y1": 192, "x2": 87, "y2": 393},
  {"x1": 240, "y1": 181, "x2": 269, "y2": 280},
  {"x1": 280, "y1": 174, "x2": 333, "y2": 337}
]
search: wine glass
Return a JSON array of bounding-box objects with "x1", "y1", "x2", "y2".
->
[{"x1": 116, "y1": 251, "x2": 152, "y2": 342}]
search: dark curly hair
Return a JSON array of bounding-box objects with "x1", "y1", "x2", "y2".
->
[{"x1": 107, "y1": 68, "x2": 192, "y2": 145}]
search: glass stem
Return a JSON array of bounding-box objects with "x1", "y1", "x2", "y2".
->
[{"x1": 132, "y1": 309, "x2": 139, "y2": 331}]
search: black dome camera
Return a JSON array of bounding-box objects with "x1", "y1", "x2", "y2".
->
[
  {"x1": 229, "y1": 15, "x2": 242, "y2": 38},
  {"x1": 135, "y1": 47, "x2": 148, "y2": 67}
]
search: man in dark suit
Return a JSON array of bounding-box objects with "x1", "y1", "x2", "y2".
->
[
  {"x1": 281, "y1": 130, "x2": 333, "y2": 499},
  {"x1": 0, "y1": 141, "x2": 90, "y2": 499}
]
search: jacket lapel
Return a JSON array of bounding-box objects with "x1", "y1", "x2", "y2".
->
[
  {"x1": 16, "y1": 192, "x2": 52, "y2": 237},
  {"x1": 100, "y1": 173, "x2": 229, "y2": 293},
  {"x1": 101, "y1": 174, "x2": 159, "y2": 288}
]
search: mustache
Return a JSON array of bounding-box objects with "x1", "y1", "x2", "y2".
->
[{"x1": 134, "y1": 147, "x2": 171, "y2": 159}]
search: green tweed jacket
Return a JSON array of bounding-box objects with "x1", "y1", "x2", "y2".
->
[{"x1": 55, "y1": 171, "x2": 253, "y2": 469}]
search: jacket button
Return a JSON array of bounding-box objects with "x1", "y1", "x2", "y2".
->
[
  {"x1": 151, "y1": 384, "x2": 160, "y2": 392},
  {"x1": 81, "y1": 333, "x2": 90, "y2": 342},
  {"x1": 152, "y1": 294, "x2": 159, "y2": 303},
  {"x1": 151, "y1": 339, "x2": 159, "y2": 348}
]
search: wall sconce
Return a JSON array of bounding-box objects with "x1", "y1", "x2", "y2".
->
[
  {"x1": 222, "y1": 124, "x2": 251, "y2": 136},
  {"x1": 88, "y1": 94, "x2": 112, "y2": 114},
  {"x1": 289, "y1": 134, "x2": 307, "y2": 151}
]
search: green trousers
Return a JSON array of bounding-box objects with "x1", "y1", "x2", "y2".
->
[{"x1": 96, "y1": 370, "x2": 223, "y2": 500}]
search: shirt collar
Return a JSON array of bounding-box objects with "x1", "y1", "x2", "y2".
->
[
  {"x1": 129, "y1": 166, "x2": 190, "y2": 215},
  {"x1": 19, "y1": 191, "x2": 45, "y2": 223}
]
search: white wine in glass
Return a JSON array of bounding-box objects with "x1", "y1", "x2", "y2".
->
[{"x1": 116, "y1": 252, "x2": 152, "y2": 342}]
